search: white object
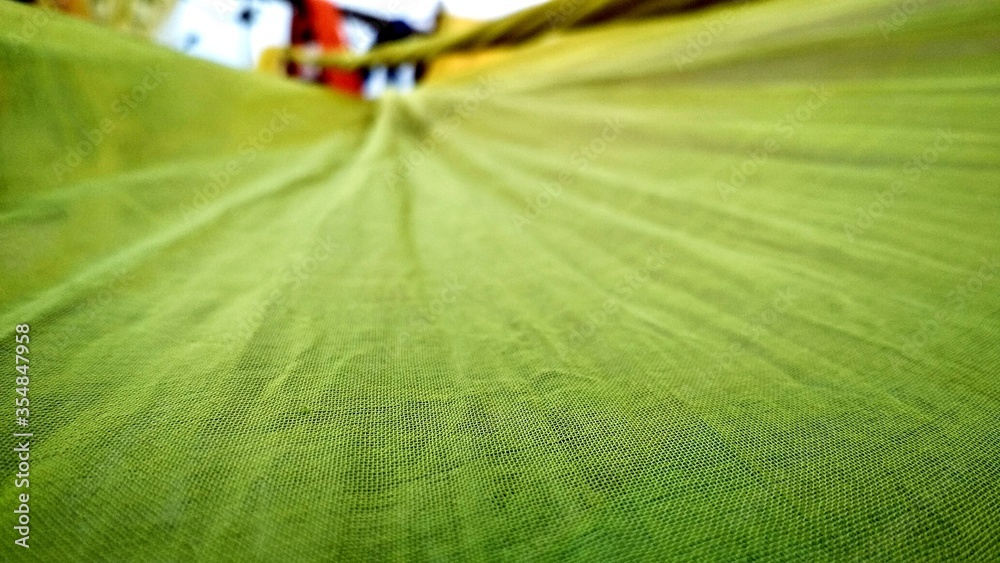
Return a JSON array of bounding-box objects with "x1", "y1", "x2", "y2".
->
[
  {"x1": 393, "y1": 63, "x2": 416, "y2": 92},
  {"x1": 442, "y1": 0, "x2": 550, "y2": 21},
  {"x1": 341, "y1": 14, "x2": 379, "y2": 54},
  {"x1": 363, "y1": 66, "x2": 389, "y2": 99},
  {"x1": 156, "y1": 0, "x2": 293, "y2": 69}
]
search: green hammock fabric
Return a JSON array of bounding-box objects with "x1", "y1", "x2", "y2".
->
[
  {"x1": 2, "y1": 0, "x2": 1000, "y2": 560},
  {"x1": 287, "y1": 0, "x2": 725, "y2": 69}
]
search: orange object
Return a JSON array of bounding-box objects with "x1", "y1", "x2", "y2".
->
[{"x1": 289, "y1": 0, "x2": 363, "y2": 95}]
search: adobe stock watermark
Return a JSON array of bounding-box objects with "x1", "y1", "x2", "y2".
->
[
  {"x1": 545, "y1": 0, "x2": 585, "y2": 28},
  {"x1": 383, "y1": 76, "x2": 499, "y2": 189},
  {"x1": 3, "y1": 248, "x2": 134, "y2": 368},
  {"x1": 700, "y1": 286, "x2": 801, "y2": 381},
  {"x1": 878, "y1": 0, "x2": 931, "y2": 39},
  {"x1": 11, "y1": 323, "x2": 33, "y2": 549},
  {"x1": 45, "y1": 270, "x2": 135, "y2": 359},
  {"x1": 211, "y1": 0, "x2": 241, "y2": 15},
  {"x1": 559, "y1": 245, "x2": 668, "y2": 354},
  {"x1": 889, "y1": 256, "x2": 999, "y2": 374},
  {"x1": 843, "y1": 128, "x2": 957, "y2": 243},
  {"x1": 75, "y1": 270, "x2": 134, "y2": 324},
  {"x1": 4, "y1": 5, "x2": 54, "y2": 54},
  {"x1": 52, "y1": 64, "x2": 169, "y2": 181},
  {"x1": 220, "y1": 234, "x2": 338, "y2": 350},
  {"x1": 180, "y1": 109, "x2": 296, "y2": 221},
  {"x1": 672, "y1": 1, "x2": 749, "y2": 69},
  {"x1": 718, "y1": 86, "x2": 832, "y2": 201},
  {"x1": 399, "y1": 277, "x2": 467, "y2": 342},
  {"x1": 511, "y1": 116, "x2": 624, "y2": 231}
]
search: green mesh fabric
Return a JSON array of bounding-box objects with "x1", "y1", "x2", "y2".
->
[{"x1": 2, "y1": 0, "x2": 1000, "y2": 560}]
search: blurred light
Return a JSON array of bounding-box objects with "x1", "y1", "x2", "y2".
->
[{"x1": 442, "y1": 0, "x2": 551, "y2": 21}]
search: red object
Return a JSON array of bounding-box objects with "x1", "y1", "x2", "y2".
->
[{"x1": 289, "y1": 0, "x2": 363, "y2": 95}]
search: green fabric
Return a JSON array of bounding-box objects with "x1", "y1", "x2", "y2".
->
[
  {"x1": 2, "y1": 0, "x2": 1000, "y2": 560},
  {"x1": 288, "y1": 0, "x2": 723, "y2": 69}
]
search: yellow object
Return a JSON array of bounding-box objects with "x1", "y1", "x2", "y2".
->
[{"x1": 257, "y1": 47, "x2": 288, "y2": 76}]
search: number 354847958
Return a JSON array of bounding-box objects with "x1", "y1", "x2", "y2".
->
[{"x1": 14, "y1": 324, "x2": 29, "y2": 406}]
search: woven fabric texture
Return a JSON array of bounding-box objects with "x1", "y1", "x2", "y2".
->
[{"x1": 1, "y1": 0, "x2": 999, "y2": 560}]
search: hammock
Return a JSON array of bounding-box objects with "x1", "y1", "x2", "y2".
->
[{"x1": 1, "y1": 0, "x2": 999, "y2": 559}]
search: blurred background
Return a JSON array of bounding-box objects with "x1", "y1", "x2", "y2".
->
[{"x1": 13, "y1": 0, "x2": 553, "y2": 97}]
